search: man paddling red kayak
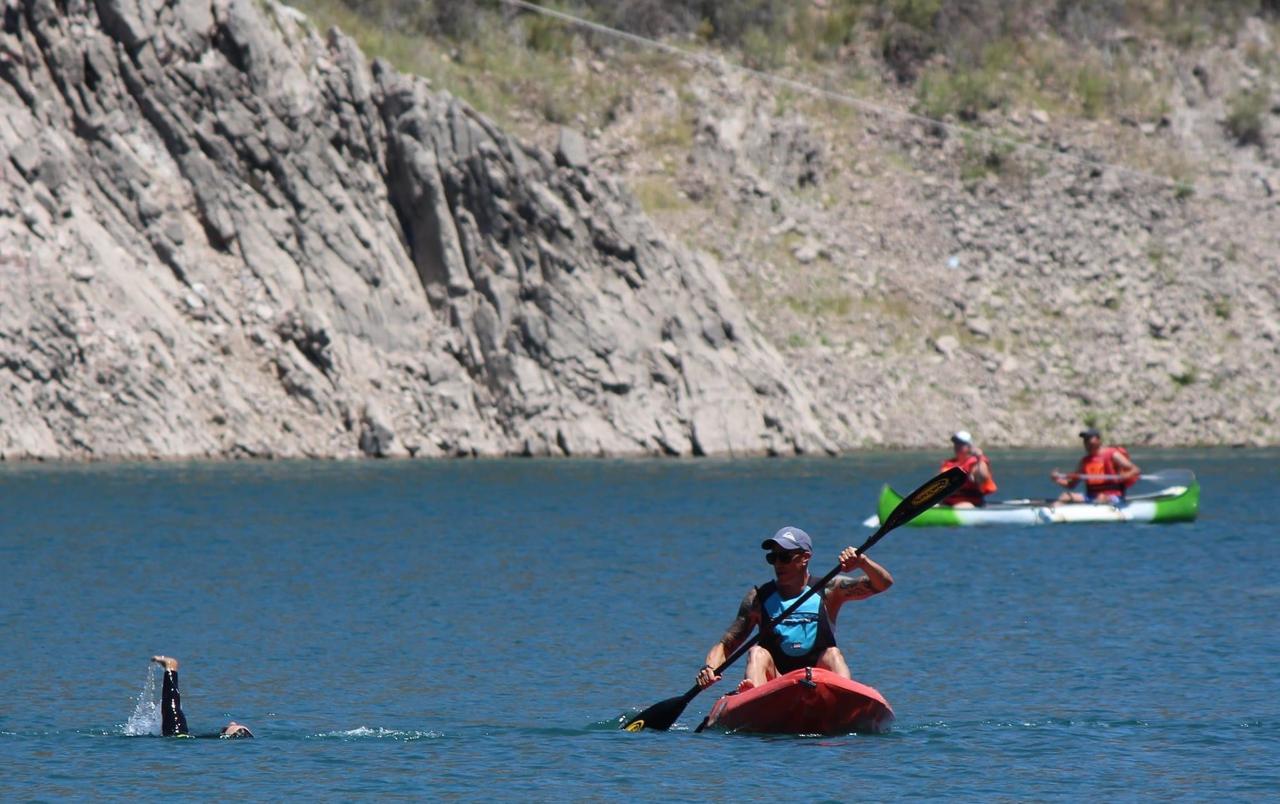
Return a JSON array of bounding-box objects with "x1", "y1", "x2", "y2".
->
[{"x1": 695, "y1": 527, "x2": 893, "y2": 693}]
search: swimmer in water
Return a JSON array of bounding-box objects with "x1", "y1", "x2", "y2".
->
[{"x1": 150, "y1": 656, "x2": 253, "y2": 739}]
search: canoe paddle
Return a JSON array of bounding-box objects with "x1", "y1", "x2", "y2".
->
[
  {"x1": 620, "y1": 466, "x2": 967, "y2": 733},
  {"x1": 1063, "y1": 470, "x2": 1192, "y2": 484},
  {"x1": 994, "y1": 497, "x2": 1061, "y2": 506}
]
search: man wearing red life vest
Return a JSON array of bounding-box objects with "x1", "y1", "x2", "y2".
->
[
  {"x1": 1052, "y1": 427, "x2": 1141, "y2": 504},
  {"x1": 940, "y1": 431, "x2": 997, "y2": 507}
]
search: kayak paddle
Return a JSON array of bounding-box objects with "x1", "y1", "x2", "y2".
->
[
  {"x1": 620, "y1": 466, "x2": 967, "y2": 733},
  {"x1": 994, "y1": 498, "x2": 1061, "y2": 506},
  {"x1": 1064, "y1": 470, "x2": 1193, "y2": 485}
]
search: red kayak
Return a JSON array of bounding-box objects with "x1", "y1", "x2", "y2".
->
[{"x1": 702, "y1": 667, "x2": 894, "y2": 735}]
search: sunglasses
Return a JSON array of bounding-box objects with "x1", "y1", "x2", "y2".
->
[{"x1": 766, "y1": 550, "x2": 805, "y2": 565}]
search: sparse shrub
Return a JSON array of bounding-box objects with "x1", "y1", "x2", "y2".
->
[
  {"x1": 324, "y1": 0, "x2": 493, "y2": 39},
  {"x1": 935, "y1": 0, "x2": 1033, "y2": 67},
  {"x1": 540, "y1": 94, "x2": 571, "y2": 124},
  {"x1": 813, "y1": 3, "x2": 863, "y2": 58},
  {"x1": 1054, "y1": 0, "x2": 1277, "y2": 48},
  {"x1": 740, "y1": 24, "x2": 784, "y2": 69},
  {"x1": 880, "y1": 20, "x2": 937, "y2": 82},
  {"x1": 918, "y1": 65, "x2": 1005, "y2": 120},
  {"x1": 958, "y1": 136, "x2": 1016, "y2": 183},
  {"x1": 644, "y1": 114, "x2": 695, "y2": 149},
  {"x1": 631, "y1": 176, "x2": 689, "y2": 213},
  {"x1": 433, "y1": 0, "x2": 488, "y2": 39},
  {"x1": 786, "y1": 294, "x2": 853, "y2": 317},
  {"x1": 525, "y1": 12, "x2": 573, "y2": 53},
  {"x1": 1053, "y1": 0, "x2": 1128, "y2": 44},
  {"x1": 889, "y1": 0, "x2": 944, "y2": 30},
  {"x1": 1075, "y1": 64, "x2": 1108, "y2": 118},
  {"x1": 604, "y1": 0, "x2": 696, "y2": 38},
  {"x1": 1225, "y1": 88, "x2": 1268, "y2": 146},
  {"x1": 699, "y1": 0, "x2": 788, "y2": 45},
  {"x1": 873, "y1": 0, "x2": 945, "y2": 81}
]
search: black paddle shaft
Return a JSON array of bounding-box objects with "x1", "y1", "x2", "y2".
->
[
  {"x1": 696, "y1": 468, "x2": 966, "y2": 700},
  {"x1": 711, "y1": 559, "x2": 864, "y2": 677},
  {"x1": 621, "y1": 466, "x2": 967, "y2": 732}
]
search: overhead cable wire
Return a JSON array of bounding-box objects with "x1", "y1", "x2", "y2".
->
[{"x1": 497, "y1": 0, "x2": 1263, "y2": 205}]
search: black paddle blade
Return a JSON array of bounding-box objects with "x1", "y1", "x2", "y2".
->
[
  {"x1": 620, "y1": 688, "x2": 696, "y2": 732},
  {"x1": 623, "y1": 467, "x2": 967, "y2": 735},
  {"x1": 857, "y1": 466, "x2": 967, "y2": 553},
  {"x1": 886, "y1": 466, "x2": 966, "y2": 528}
]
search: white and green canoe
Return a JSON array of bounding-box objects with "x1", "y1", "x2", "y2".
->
[{"x1": 865, "y1": 471, "x2": 1200, "y2": 527}]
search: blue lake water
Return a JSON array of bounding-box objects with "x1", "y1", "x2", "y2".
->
[{"x1": 1, "y1": 449, "x2": 1276, "y2": 799}]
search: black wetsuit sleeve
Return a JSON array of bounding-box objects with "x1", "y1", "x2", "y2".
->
[{"x1": 161, "y1": 670, "x2": 189, "y2": 737}]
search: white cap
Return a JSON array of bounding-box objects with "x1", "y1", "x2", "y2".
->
[{"x1": 951, "y1": 430, "x2": 973, "y2": 445}]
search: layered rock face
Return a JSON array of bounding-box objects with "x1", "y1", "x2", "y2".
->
[
  {"x1": 595, "y1": 49, "x2": 1280, "y2": 449},
  {"x1": 0, "y1": 0, "x2": 830, "y2": 459}
]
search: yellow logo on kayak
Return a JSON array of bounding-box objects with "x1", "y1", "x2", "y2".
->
[
  {"x1": 910, "y1": 478, "x2": 950, "y2": 506},
  {"x1": 623, "y1": 720, "x2": 644, "y2": 732}
]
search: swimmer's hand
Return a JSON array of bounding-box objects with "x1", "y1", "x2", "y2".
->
[{"x1": 150, "y1": 655, "x2": 179, "y2": 671}]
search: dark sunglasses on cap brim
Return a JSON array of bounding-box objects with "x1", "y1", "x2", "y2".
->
[{"x1": 766, "y1": 550, "x2": 806, "y2": 565}]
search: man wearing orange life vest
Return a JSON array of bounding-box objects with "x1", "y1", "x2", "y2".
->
[
  {"x1": 1051, "y1": 427, "x2": 1140, "y2": 504},
  {"x1": 940, "y1": 431, "x2": 997, "y2": 507}
]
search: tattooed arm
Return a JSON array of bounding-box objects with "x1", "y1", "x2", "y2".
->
[
  {"x1": 826, "y1": 548, "x2": 894, "y2": 604},
  {"x1": 696, "y1": 587, "x2": 760, "y2": 688}
]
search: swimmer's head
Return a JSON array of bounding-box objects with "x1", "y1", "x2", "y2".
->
[{"x1": 219, "y1": 721, "x2": 254, "y2": 739}]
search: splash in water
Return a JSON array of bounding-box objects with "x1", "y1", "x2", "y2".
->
[
  {"x1": 123, "y1": 665, "x2": 160, "y2": 736},
  {"x1": 309, "y1": 726, "x2": 443, "y2": 741}
]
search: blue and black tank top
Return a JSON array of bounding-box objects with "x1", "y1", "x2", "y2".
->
[{"x1": 756, "y1": 578, "x2": 837, "y2": 660}]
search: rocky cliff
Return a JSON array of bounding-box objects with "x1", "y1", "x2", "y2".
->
[{"x1": 0, "y1": 0, "x2": 832, "y2": 459}]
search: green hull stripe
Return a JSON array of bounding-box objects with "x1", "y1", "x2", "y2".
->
[
  {"x1": 1151, "y1": 480, "x2": 1200, "y2": 523},
  {"x1": 875, "y1": 481, "x2": 1199, "y2": 527}
]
